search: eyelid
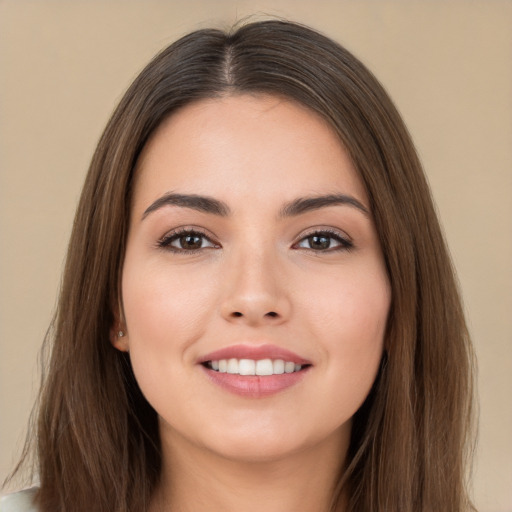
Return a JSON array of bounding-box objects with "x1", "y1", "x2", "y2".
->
[
  {"x1": 155, "y1": 225, "x2": 353, "y2": 254},
  {"x1": 156, "y1": 226, "x2": 220, "y2": 252},
  {"x1": 296, "y1": 226, "x2": 352, "y2": 241},
  {"x1": 292, "y1": 227, "x2": 354, "y2": 251}
]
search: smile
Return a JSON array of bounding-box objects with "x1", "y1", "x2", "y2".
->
[
  {"x1": 205, "y1": 358, "x2": 305, "y2": 375},
  {"x1": 198, "y1": 345, "x2": 312, "y2": 398}
]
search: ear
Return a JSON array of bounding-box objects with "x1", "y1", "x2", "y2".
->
[
  {"x1": 110, "y1": 325, "x2": 129, "y2": 352},
  {"x1": 110, "y1": 308, "x2": 129, "y2": 352},
  {"x1": 110, "y1": 291, "x2": 129, "y2": 351}
]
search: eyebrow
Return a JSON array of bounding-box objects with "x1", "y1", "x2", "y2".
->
[
  {"x1": 142, "y1": 193, "x2": 231, "y2": 219},
  {"x1": 142, "y1": 192, "x2": 370, "y2": 220},
  {"x1": 278, "y1": 194, "x2": 370, "y2": 218}
]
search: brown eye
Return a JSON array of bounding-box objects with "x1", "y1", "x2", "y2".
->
[
  {"x1": 295, "y1": 230, "x2": 353, "y2": 252},
  {"x1": 307, "y1": 235, "x2": 332, "y2": 250},
  {"x1": 158, "y1": 229, "x2": 218, "y2": 252},
  {"x1": 177, "y1": 233, "x2": 204, "y2": 250}
]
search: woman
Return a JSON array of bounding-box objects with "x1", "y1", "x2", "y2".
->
[{"x1": 2, "y1": 19, "x2": 476, "y2": 512}]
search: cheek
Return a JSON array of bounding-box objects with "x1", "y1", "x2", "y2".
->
[
  {"x1": 121, "y1": 260, "x2": 222, "y2": 410},
  {"x1": 123, "y1": 261, "x2": 216, "y2": 334},
  {"x1": 304, "y1": 260, "x2": 390, "y2": 343},
  {"x1": 303, "y1": 262, "x2": 390, "y2": 397},
  {"x1": 121, "y1": 259, "x2": 224, "y2": 378}
]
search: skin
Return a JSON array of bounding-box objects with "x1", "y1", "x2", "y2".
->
[{"x1": 114, "y1": 94, "x2": 391, "y2": 512}]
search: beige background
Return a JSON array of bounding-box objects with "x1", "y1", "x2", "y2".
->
[{"x1": 1, "y1": 1, "x2": 511, "y2": 510}]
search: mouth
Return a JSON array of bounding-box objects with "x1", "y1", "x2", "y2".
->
[
  {"x1": 202, "y1": 358, "x2": 309, "y2": 375},
  {"x1": 198, "y1": 344, "x2": 312, "y2": 398}
]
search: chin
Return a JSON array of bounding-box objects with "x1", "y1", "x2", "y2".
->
[
  {"x1": 197, "y1": 417, "x2": 350, "y2": 465},
  {"x1": 209, "y1": 435, "x2": 312, "y2": 464}
]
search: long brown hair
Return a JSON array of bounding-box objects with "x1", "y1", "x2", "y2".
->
[{"x1": 10, "y1": 19, "x2": 476, "y2": 512}]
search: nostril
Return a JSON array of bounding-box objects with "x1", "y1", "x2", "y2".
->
[{"x1": 230, "y1": 311, "x2": 278, "y2": 318}]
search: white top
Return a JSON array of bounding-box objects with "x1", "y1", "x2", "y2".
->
[{"x1": 0, "y1": 488, "x2": 38, "y2": 512}]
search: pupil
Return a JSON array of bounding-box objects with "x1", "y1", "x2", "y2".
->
[
  {"x1": 182, "y1": 234, "x2": 202, "y2": 249},
  {"x1": 310, "y1": 235, "x2": 330, "y2": 249}
]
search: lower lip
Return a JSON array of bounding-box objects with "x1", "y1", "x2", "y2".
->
[{"x1": 201, "y1": 366, "x2": 310, "y2": 398}]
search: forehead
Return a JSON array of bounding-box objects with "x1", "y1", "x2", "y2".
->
[{"x1": 132, "y1": 94, "x2": 368, "y2": 213}]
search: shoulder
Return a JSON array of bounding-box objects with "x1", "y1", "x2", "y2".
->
[{"x1": 0, "y1": 488, "x2": 39, "y2": 512}]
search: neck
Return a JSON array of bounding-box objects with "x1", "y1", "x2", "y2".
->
[{"x1": 151, "y1": 428, "x2": 349, "y2": 512}]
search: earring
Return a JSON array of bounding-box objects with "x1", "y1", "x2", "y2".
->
[{"x1": 118, "y1": 330, "x2": 125, "y2": 338}]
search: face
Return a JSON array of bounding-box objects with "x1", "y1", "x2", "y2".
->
[{"x1": 118, "y1": 94, "x2": 390, "y2": 463}]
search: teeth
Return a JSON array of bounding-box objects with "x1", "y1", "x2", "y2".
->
[
  {"x1": 227, "y1": 358, "x2": 238, "y2": 374},
  {"x1": 210, "y1": 358, "x2": 304, "y2": 375},
  {"x1": 284, "y1": 361, "x2": 295, "y2": 373},
  {"x1": 273, "y1": 359, "x2": 285, "y2": 374},
  {"x1": 239, "y1": 359, "x2": 256, "y2": 375},
  {"x1": 255, "y1": 359, "x2": 273, "y2": 375}
]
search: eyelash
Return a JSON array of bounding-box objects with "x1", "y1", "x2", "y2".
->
[
  {"x1": 157, "y1": 227, "x2": 219, "y2": 254},
  {"x1": 293, "y1": 229, "x2": 354, "y2": 253},
  {"x1": 156, "y1": 228, "x2": 354, "y2": 254}
]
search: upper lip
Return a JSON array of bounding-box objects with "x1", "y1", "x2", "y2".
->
[{"x1": 198, "y1": 344, "x2": 311, "y2": 365}]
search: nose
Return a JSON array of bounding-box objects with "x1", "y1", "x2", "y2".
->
[{"x1": 219, "y1": 247, "x2": 292, "y2": 327}]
